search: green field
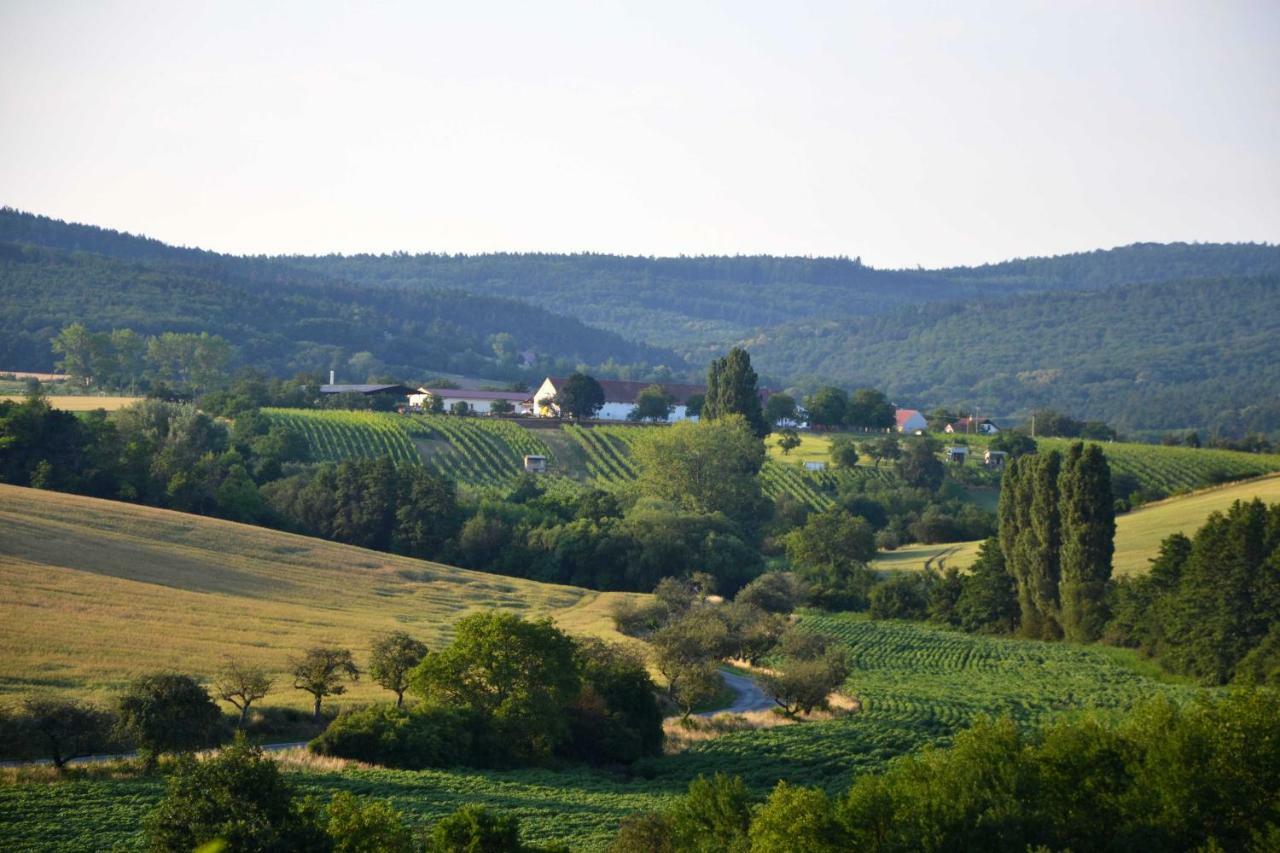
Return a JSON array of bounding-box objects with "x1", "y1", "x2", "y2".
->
[
  {"x1": 0, "y1": 484, "x2": 635, "y2": 710},
  {"x1": 0, "y1": 609, "x2": 1200, "y2": 851}
]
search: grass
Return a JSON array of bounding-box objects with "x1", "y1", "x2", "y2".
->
[
  {"x1": 0, "y1": 484, "x2": 635, "y2": 712},
  {"x1": 1110, "y1": 473, "x2": 1280, "y2": 575},
  {"x1": 871, "y1": 541, "x2": 983, "y2": 574},
  {"x1": 0, "y1": 395, "x2": 143, "y2": 411}
]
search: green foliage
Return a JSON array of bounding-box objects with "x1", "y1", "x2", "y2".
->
[
  {"x1": 749, "y1": 782, "x2": 844, "y2": 853},
  {"x1": 326, "y1": 791, "x2": 416, "y2": 853},
  {"x1": 762, "y1": 393, "x2": 797, "y2": 427},
  {"x1": 773, "y1": 428, "x2": 800, "y2": 455},
  {"x1": 1057, "y1": 442, "x2": 1115, "y2": 641},
  {"x1": 566, "y1": 639, "x2": 665, "y2": 764},
  {"x1": 629, "y1": 385, "x2": 676, "y2": 423},
  {"x1": 868, "y1": 574, "x2": 930, "y2": 620},
  {"x1": 554, "y1": 373, "x2": 606, "y2": 420},
  {"x1": 667, "y1": 774, "x2": 754, "y2": 853},
  {"x1": 116, "y1": 673, "x2": 221, "y2": 764},
  {"x1": 146, "y1": 738, "x2": 330, "y2": 852},
  {"x1": 803, "y1": 387, "x2": 846, "y2": 430},
  {"x1": 212, "y1": 659, "x2": 274, "y2": 727},
  {"x1": 410, "y1": 613, "x2": 581, "y2": 763},
  {"x1": 704, "y1": 348, "x2": 768, "y2": 438},
  {"x1": 951, "y1": 539, "x2": 1019, "y2": 634},
  {"x1": 828, "y1": 436, "x2": 859, "y2": 469},
  {"x1": 1107, "y1": 498, "x2": 1280, "y2": 684},
  {"x1": 426, "y1": 805, "x2": 523, "y2": 853},
  {"x1": 785, "y1": 510, "x2": 875, "y2": 609},
  {"x1": 7, "y1": 697, "x2": 115, "y2": 769},
  {"x1": 368, "y1": 632, "x2": 429, "y2": 707},
  {"x1": 309, "y1": 705, "x2": 475, "y2": 770},
  {"x1": 759, "y1": 652, "x2": 850, "y2": 717},
  {"x1": 894, "y1": 439, "x2": 944, "y2": 491},
  {"x1": 632, "y1": 415, "x2": 766, "y2": 530},
  {"x1": 290, "y1": 648, "x2": 360, "y2": 720}
]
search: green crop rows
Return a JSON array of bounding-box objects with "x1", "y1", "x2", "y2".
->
[
  {"x1": 261, "y1": 409, "x2": 554, "y2": 487},
  {"x1": 0, "y1": 615, "x2": 1201, "y2": 851},
  {"x1": 1041, "y1": 439, "x2": 1280, "y2": 496}
]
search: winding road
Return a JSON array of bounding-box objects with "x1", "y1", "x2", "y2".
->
[{"x1": 698, "y1": 668, "x2": 774, "y2": 716}]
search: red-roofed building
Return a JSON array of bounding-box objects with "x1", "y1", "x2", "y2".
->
[{"x1": 895, "y1": 408, "x2": 928, "y2": 434}]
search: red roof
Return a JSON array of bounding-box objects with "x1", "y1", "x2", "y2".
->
[{"x1": 895, "y1": 408, "x2": 924, "y2": 428}]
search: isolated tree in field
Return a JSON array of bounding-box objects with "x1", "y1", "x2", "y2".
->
[
  {"x1": 764, "y1": 392, "x2": 798, "y2": 427},
  {"x1": 632, "y1": 415, "x2": 766, "y2": 528},
  {"x1": 704, "y1": 348, "x2": 768, "y2": 437},
  {"x1": 17, "y1": 697, "x2": 115, "y2": 771},
  {"x1": 213, "y1": 659, "x2": 273, "y2": 727},
  {"x1": 628, "y1": 384, "x2": 676, "y2": 423},
  {"x1": 804, "y1": 387, "x2": 847, "y2": 430},
  {"x1": 829, "y1": 436, "x2": 860, "y2": 469},
  {"x1": 1057, "y1": 442, "x2": 1115, "y2": 642},
  {"x1": 554, "y1": 372, "x2": 606, "y2": 420},
  {"x1": 369, "y1": 631, "x2": 429, "y2": 707},
  {"x1": 290, "y1": 647, "x2": 359, "y2": 721},
  {"x1": 411, "y1": 613, "x2": 580, "y2": 761},
  {"x1": 761, "y1": 651, "x2": 850, "y2": 716},
  {"x1": 116, "y1": 673, "x2": 222, "y2": 767},
  {"x1": 651, "y1": 609, "x2": 731, "y2": 705},
  {"x1": 776, "y1": 427, "x2": 801, "y2": 455}
]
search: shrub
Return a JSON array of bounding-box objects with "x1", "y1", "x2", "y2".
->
[
  {"x1": 116, "y1": 673, "x2": 221, "y2": 766},
  {"x1": 309, "y1": 704, "x2": 475, "y2": 770},
  {"x1": 326, "y1": 790, "x2": 416, "y2": 853},
  {"x1": 868, "y1": 574, "x2": 931, "y2": 620}
]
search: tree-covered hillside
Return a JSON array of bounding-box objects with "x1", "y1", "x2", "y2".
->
[
  {"x1": 0, "y1": 213, "x2": 683, "y2": 381},
  {"x1": 747, "y1": 276, "x2": 1280, "y2": 435}
]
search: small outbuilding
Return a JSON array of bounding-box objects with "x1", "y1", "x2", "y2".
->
[
  {"x1": 523, "y1": 455, "x2": 548, "y2": 473},
  {"x1": 984, "y1": 450, "x2": 1008, "y2": 470},
  {"x1": 804, "y1": 461, "x2": 827, "y2": 472},
  {"x1": 946, "y1": 417, "x2": 1000, "y2": 435},
  {"x1": 945, "y1": 446, "x2": 969, "y2": 464}
]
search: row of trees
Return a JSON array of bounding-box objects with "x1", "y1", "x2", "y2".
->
[
  {"x1": 998, "y1": 443, "x2": 1115, "y2": 641},
  {"x1": 51, "y1": 323, "x2": 233, "y2": 391}
]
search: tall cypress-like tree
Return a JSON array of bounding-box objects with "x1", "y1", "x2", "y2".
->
[
  {"x1": 1026, "y1": 450, "x2": 1064, "y2": 639},
  {"x1": 703, "y1": 348, "x2": 768, "y2": 438},
  {"x1": 1058, "y1": 442, "x2": 1115, "y2": 642},
  {"x1": 998, "y1": 456, "x2": 1035, "y2": 635}
]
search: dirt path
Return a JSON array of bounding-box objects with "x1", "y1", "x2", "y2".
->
[{"x1": 698, "y1": 668, "x2": 774, "y2": 716}]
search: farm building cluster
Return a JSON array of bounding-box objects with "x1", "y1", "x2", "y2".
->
[{"x1": 319, "y1": 379, "x2": 997, "y2": 438}]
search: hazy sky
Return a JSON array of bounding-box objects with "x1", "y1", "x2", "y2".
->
[{"x1": 1, "y1": 1, "x2": 1277, "y2": 267}]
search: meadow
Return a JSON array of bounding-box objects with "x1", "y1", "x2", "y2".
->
[
  {"x1": 0, "y1": 395, "x2": 143, "y2": 411},
  {"x1": 0, "y1": 484, "x2": 636, "y2": 710}
]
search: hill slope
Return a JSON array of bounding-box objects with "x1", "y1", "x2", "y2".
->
[
  {"x1": 748, "y1": 276, "x2": 1280, "y2": 434},
  {"x1": 0, "y1": 484, "x2": 634, "y2": 708}
]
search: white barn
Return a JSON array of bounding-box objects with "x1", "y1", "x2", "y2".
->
[
  {"x1": 408, "y1": 388, "x2": 532, "y2": 415},
  {"x1": 532, "y1": 377, "x2": 706, "y2": 422}
]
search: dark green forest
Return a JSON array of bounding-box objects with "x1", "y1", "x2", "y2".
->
[
  {"x1": 748, "y1": 276, "x2": 1280, "y2": 434},
  {"x1": 2, "y1": 208, "x2": 1277, "y2": 435}
]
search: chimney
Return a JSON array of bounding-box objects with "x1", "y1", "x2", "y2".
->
[{"x1": 329, "y1": 370, "x2": 335, "y2": 385}]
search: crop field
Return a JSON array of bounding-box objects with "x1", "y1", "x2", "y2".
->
[
  {"x1": 0, "y1": 611, "x2": 1198, "y2": 851},
  {"x1": 871, "y1": 541, "x2": 983, "y2": 574},
  {"x1": 0, "y1": 485, "x2": 636, "y2": 711},
  {"x1": 1035, "y1": 437, "x2": 1280, "y2": 497},
  {"x1": 263, "y1": 409, "x2": 422, "y2": 465},
  {"x1": 0, "y1": 395, "x2": 143, "y2": 411}
]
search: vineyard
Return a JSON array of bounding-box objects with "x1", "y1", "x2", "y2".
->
[
  {"x1": 265, "y1": 410, "x2": 858, "y2": 511},
  {"x1": 1035, "y1": 437, "x2": 1280, "y2": 497}
]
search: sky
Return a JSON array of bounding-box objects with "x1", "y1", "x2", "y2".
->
[{"x1": 1, "y1": 0, "x2": 1277, "y2": 268}]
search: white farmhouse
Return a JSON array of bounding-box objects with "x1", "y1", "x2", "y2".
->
[
  {"x1": 532, "y1": 377, "x2": 707, "y2": 422},
  {"x1": 408, "y1": 388, "x2": 532, "y2": 415}
]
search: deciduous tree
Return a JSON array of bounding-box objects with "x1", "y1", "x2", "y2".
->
[{"x1": 290, "y1": 647, "x2": 359, "y2": 721}]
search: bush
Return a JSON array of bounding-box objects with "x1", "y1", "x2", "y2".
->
[
  {"x1": 734, "y1": 571, "x2": 804, "y2": 614},
  {"x1": 309, "y1": 704, "x2": 475, "y2": 769},
  {"x1": 427, "y1": 805, "x2": 523, "y2": 853},
  {"x1": 326, "y1": 791, "x2": 416, "y2": 853},
  {"x1": 146, "y1": 737, "x2": 329, "y2": 851},
  {"x1": 869, "y1": 574, "x2": 931, "y2": 620}
]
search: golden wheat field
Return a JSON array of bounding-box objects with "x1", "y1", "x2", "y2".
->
[
  {"x1": 0, "y1": 485, "x2": 638, "y2": 711},
  {"x1": 0, "y1": 395, "x2": 143, "y2": 411}
]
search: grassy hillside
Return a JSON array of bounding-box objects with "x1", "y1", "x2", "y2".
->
[
  {"x1": 0, "y1": 485, "x2": 635, "y2": 710},
  {"x1": 1111, "y1": 474, "x2": 1280, "y2": 576}
]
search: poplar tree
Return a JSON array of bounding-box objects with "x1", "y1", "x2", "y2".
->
[
  {"x1": 704, "y1": 348, "x2": 768, "y2": 437},
  {"x1": 998, "y1": 457, "x2": 1036, "y2": 635},
  {"x1": 1058, "y1": 442, "x2": 1115, "y2": 642},
  {"x1": 1026, "y1": 450, "x2": 1064, "y2": 638}
]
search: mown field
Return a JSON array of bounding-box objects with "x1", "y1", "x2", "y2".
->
[
  {"x1": 0, "y1": 394, "x2": 143, "y2": 411},
  {"x1": 0, "y1": 485, "x2": 636, "y2": 710},
  {"x1": 0, "y1": 609, "x2": 1198, "y2": 851}
]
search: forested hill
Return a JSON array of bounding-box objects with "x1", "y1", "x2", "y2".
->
[
  {"x1": 0, "y1": 233, "x2": 683, "y2": 382},
  {"x1": 924, "y1": 242, "x2": 1280, "y2": 291},
  {"x1": 746, "y1": 275, "x2": 1280, "y2": 436}
]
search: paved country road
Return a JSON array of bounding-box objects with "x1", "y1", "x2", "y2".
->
[
  {"x1": 699, "y1": 668, "x2": 774, "y2": 716},
  {"x1": 0, "y1": 740, "x2": 309, "y2": 769}
]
